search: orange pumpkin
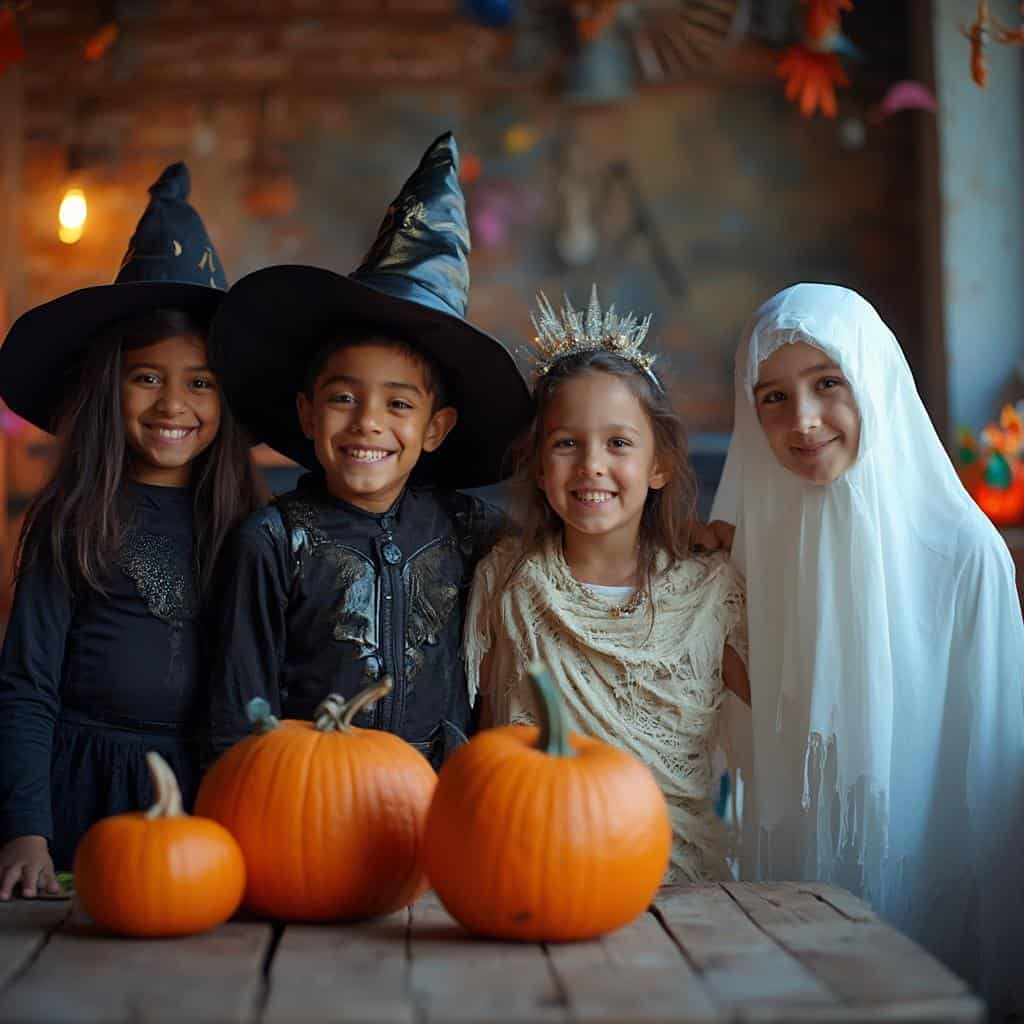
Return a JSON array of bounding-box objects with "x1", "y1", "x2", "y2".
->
[
  {"x1": 195, "y1": 680, "x2": 436, "y2": 922},
  {"x1": 423, "y1": 664, "x2": 671, "y2": 942},
  {"x1": 73, "y1": 752, "x2": 245, "y2": 938},
  {"x1": 970, "y1": 479, "x2": 1024, "y2": 525},
  {"x1": 966, "y1": 451, "x2": 1024, "y2": 526}
]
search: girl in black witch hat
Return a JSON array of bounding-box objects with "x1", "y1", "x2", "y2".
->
[{"x1": 0, "y1": 163, "x2": 266, "y2": 898}]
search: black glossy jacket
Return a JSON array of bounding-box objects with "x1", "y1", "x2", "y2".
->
[{"x1": 207, "y1": 475, "x2": 502, "y2": 768}]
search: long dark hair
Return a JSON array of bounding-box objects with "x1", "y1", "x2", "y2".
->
[
  {"x1": 507, "y1": 350, "x2": 698, "y2": 613},
  {"x1": 17, "y1": 308, "x2": 267, "y2": 598}
]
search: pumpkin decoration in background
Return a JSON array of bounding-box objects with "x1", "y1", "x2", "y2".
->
[
  {"x1": 966, "y1": 451, "x2": 1024, "y2": 527},
  {"x1": 73, "y1": 752, "x2": 245, "y2": 938},
  {"x1": 957, "y1": 427, "x2": 985, "y2": 493},
  {"x1": 195, "y1": 679, "x2": 436, "y2": 922},
  {"x1": 958, "y1": 404, "x2": 1024, "y2": 527},
  {"x1": 423, "y1": 663, "x2": 671, "y2": 943}
]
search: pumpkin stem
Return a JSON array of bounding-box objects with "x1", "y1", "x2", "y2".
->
[
  {"x1": 247, "y1": 697, "x2": 280, "y2": 733},
  {"x1": 528, "y1": 662, "x2": 575, "y2": 757},
  {"x1": 314, "y1": 678, "x2": 394, "y2": 733},
  {"x1": 144, "y1": 751, "x2": 185, "y2": 819}
]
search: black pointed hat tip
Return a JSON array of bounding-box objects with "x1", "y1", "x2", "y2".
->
[
  {"x1": 148, "y1": 162, "x2": 191, "y2": 203},
  {"x1": 424, "y1": 131, "x2": 458, "y2": 169}
]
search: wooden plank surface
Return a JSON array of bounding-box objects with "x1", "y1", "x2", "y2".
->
[
  {"x1": 654, "y1": 884, "x2": 839, "y2": 1013},
  {"x1": 546, "y1": 911, "x2": 723, "y2": 1023},
  {"x1": 722, "y1": 882, "x2": 982, "y2": 1018},
  {"x1": 0, "y1": 883, "x2": 985, "y2": 1024},
  {"x1": 408, "y1": 892, "x2": 565, "y2": 1024},
  {"x1": 739, "y1": 996, "x2": 985, "y2": 1023},
  {"x1": 0, "y1": 907, "x2": 273, "y2": 1023},
  {"x1": 0, "y1": 900, "x2": 70, "y2": 992},
  {"x1": 263, "y1": 910, "x2": 413, "y2": 1024}
]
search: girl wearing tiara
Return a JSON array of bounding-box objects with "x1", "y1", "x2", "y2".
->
[{"x1": 466, "y1": 288, "x2": 749, "y2": 882}]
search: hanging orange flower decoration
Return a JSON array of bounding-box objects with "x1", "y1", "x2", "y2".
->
[
  {"x1": 804, "y1": 0, "x2": 853, "y2": 48},
  {"x1": 777, "y1": 48, "x2": 850, "y2": 117},
  {"x1": 778, "y1": 0, "x2": 853, "y2": 118}
]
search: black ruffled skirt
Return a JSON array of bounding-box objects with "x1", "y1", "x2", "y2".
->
[{"x1": 49, "y1": 708, "x2": 201, "y2": 870}]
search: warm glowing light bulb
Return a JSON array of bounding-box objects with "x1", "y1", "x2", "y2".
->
[{"x1": 58, "y1": 188, "x2": 87, "y2": 244}]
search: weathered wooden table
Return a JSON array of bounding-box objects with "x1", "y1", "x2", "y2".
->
[{"x1": 0, "y1": 882, "x2": 983, "y2": 1023}]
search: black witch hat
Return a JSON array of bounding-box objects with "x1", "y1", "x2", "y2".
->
[
  {"x1": 207, "y1": 132, "x2": 531, "y2": 491},
  {"x1": 0, "y1": 163, "x2": 228, "y2": 432}
]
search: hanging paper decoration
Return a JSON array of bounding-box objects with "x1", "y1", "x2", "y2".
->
[
  {"x1": 961, "y1": 0, "x2": 1024, "y2": 88},
  {"x1": 461, "y1": 0, "x2": 516, "y2": 29},
  {"x1": 992, "y1": 2, "x2": 1024, "y2": 44},
  {"x1": 630, "y1": 0, "x2": 741, "y2": 81},
  {"x1": 803, "y1": 0, "x2": 850, "y2": 49},
  {"x1": 0, "y1": 7, "x2": 25, "y2": 78},
  {"x1": 874, "y1": 80, "x2": 938, "y2": 119},
  {"x1": 777, "y1": 0, "x2": 853, "y2": 118},
  {"x1": 963, "y1": 0, "x2": 990, "y2": 87}
]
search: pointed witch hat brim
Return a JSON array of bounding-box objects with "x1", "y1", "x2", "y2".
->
[
  {"x1": 209, "y1": 133, "x2": 531, "y2": 490},
  {"x1": 0, "y1": 163, "x2": 229, "y2": 433}
]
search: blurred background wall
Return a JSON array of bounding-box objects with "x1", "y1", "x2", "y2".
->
[{"x1": 1, "y1": 0, "x2": 1022, "y2": 603}]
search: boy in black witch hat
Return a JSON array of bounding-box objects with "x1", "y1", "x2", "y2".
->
[
  {"x1": 0, "y1": 164, "x2": 264, "y2": 897},
  {"x1": 205, "y1": 133, "x2": 531, "y2": 767}
]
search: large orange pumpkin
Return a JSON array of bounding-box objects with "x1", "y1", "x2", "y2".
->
[
  {"x1": 423, "y1": 664, "x2": 671, "y2": 942},
  {"x1": 195, "y1": 680, "x2": 436, "y2": 922},
  {"x1": 73, "y1": 752, "x2": 245, "y2": 938}
]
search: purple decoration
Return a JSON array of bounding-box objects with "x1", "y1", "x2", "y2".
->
[
  {"x1": 473, "y1": 206, "x2": 507, "y2": 248},
  {"x1": 470, "y1": 183, "x2": 544, "y2": 248}
]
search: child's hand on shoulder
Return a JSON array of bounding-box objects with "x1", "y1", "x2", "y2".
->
[
  {"x1": 690, "y1": 520, "x2": 736, "y2": 554},
  {"x1": 0, "y1": 835, "x2": 61, "y2": 901}
]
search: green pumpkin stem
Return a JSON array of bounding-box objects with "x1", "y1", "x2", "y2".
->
[
  {"x1": 528, "y1": 662, "x2": 574, "y2": 757},
  {"x1": 314, "y1": 678, "x2": 394, "y2": 733},
  {"x1": 144, "y1": 751, "x2": 184, "y2": 819},
  {"x1": 247, "y1": 697, "x2": 280, "y2": 734}
]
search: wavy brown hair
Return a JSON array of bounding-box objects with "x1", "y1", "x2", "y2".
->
[
  {"x1": 17, "y1": 308, "x2": 267, "y2": 599},
  {"x1": 507, "y1": 350, "x2": 698, "y2": 617}
]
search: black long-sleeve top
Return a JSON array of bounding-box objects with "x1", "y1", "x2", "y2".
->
[
  {"x1": 0, "y1": 482, "x2": 203, "y2": 864},
  {"x1": 207, "y1": 474, "x2": 502, "y2": 767}
]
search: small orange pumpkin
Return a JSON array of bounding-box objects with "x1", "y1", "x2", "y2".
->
[
  {"x1": 195, "y1": 679, "x2": 436, "y2": 922},
  {"x1": 73, "y1": 752, "x2": 245, "y2": 938},
  {"x1": 967, "y1": 451, "x2": 1024, "y2": 526},
  {"x1": 423, "y1": 664, "x2": 671, "y2": 942}
]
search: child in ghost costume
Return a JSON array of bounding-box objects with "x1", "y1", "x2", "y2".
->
[{"x1": 712, "y1": 283, "x2": 1024, "y2": 1018}]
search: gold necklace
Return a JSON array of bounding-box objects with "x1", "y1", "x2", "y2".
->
[
  {"x1": 609, "y1": 587, "x2": 645, "y2": 618},
  {"x1": 561, "y1": 538, "x2": 644, "y2": 617}
]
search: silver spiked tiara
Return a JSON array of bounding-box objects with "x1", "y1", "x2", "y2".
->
[{"x1": 529, "y1": 285, "x2": 657, "y2": 381}]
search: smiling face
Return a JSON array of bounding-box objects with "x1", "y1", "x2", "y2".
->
[
  {"x1": 296, "y1": 342, "x2": 457, "y2": 513},
  {"x1": 120, "y1": 335, "x2": 221, "y2": 487},
  {"x1": 753, "y1": 340, "x2": 861, "y2": 484},
  {"x1": 538, "y1": 370, "x2": 669, "y2": 549}
]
